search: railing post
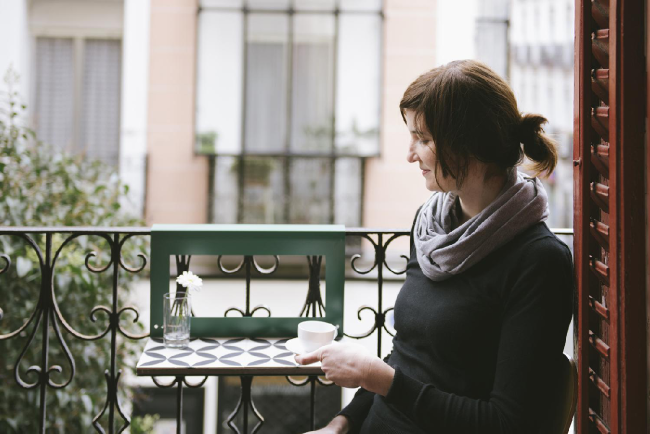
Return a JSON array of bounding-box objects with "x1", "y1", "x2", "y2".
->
[
  {"x1": 310, "y1": 377, "x2": 316, "y2": 431},
  {"x1": 39, "y1": 233, "x2": 53, "y2": 434},
  {"x1": 176, "y1": 376, "x2": 184, "y2": 434},
  {"x1": 242, "y1": 376, "x2": 250, "y2": 433},
  {"x1": 376, "y1": 233, "x2": 383, "y2": 357},
  {"x1": 108, "y1": 233, "x2": 119, "y2": 433}
]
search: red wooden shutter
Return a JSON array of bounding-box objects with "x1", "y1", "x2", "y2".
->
[{"x1": 574, "y1": 0, "x2": 646, "y2": 432}]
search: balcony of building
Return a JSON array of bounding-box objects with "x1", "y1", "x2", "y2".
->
[{"x1": 0, "y1": 226, "x2": 574, "y2": 433}]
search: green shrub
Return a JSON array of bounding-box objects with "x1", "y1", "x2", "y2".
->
[
  {"x1": 130, "y1": 414, "x2": 160, "y2": 434},
  {"x1": 0, "y1": 69, "x2": 149, "y2": 432}
]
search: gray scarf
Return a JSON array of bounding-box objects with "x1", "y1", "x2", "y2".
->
[{"x1": 414, "y1": 169, "x2": 549, "y2": 281}]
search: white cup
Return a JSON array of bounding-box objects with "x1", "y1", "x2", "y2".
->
[{"x1": 298, "y1": 320, "x2": 338, "y2": 353}]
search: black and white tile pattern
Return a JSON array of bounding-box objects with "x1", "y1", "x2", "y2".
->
[{"x1": 136, "y1": 338, "x2": 322, "y2": 376}]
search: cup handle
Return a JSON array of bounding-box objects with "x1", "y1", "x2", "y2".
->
[{"x1": 334, "y1": 325, "x2": 339, "y2": 340}]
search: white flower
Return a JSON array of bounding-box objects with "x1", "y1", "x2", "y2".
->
[{"x1": 176, "y1": 270, "x2": 203, "y2": 292}]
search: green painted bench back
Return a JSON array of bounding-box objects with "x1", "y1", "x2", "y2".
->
[{"x1": 150, "y1": 224, "x2": 345, "y2": 338}]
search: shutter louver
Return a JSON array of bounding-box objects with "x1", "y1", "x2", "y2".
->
[{"x1": 574, "y1": 0, "x2": 646, "y2": 432}]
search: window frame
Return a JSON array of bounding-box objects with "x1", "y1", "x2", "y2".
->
[
  {"x1": 29, "y1": 26, "x2": 123, "y2": 163},
  {"x1": 195, "y1": 1, "x2": 384, "y2": 226}
]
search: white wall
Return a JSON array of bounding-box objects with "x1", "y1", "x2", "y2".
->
[
  {"x1": 119, "y1": 0, "x2": 151, "y2": 218},
  {"x1": 435, "y1": 0, "x2": 477, "y2": 66},
  {"x1": 0, "y1": 0, "x2": 30, "y2": 108}
]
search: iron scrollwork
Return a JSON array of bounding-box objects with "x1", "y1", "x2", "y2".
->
[
  {"x1": 220, "y1": 255, "x2": 276, "y2": 317},
  {"x1": 225, "y1": 376, "x2": 264, "y2": 434},
  {"x1": 0, "y1": 228, "x2": 150, "y2": 433},
  {"x1": 345, "y1": 231, "x2": 409, "y2": 356},
  {"x1": 300, "y1": 255, "x2": 325, "y2": 318}
]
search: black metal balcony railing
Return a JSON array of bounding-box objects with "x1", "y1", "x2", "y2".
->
[{"x1": 0, "y1": 226, "x2": 573, "y2": 434}]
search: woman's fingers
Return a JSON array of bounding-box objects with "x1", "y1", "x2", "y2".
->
[
  {"x1": 295, "y1": 343, "x2": 369, "y2": 388},
  {"x1": 295, "y1": 346, "x2": 326, "y2": 365},
  {"x1": 294, "y1": 343, "x2": 384, "y2": 390}
]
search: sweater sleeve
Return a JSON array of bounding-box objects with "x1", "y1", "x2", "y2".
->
[
  {"x1": 336, "y1": 387, "x2": 375, "y2": 434},
  {"x1": 336, "y1": 351, "x2": 394, "y2": 433},
  {"x1": 384, "y1": 236, "x2": 574, "y2": 433}
]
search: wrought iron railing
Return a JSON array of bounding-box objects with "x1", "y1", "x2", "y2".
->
[{"x1": 0, "y1": 226, "x2": 573, "y2": 433}]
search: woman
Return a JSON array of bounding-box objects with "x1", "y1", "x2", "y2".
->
[{"x1": 296, "y1": 60, "x2": 574, "y2": 434}]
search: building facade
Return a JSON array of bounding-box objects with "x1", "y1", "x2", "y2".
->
[
  {"x1": 0, "y1": 0, "x2": 149, "y2": 219},
  {"x1": 0, "y1": 0, "x2": 438, "y2": 231},
  {"x1": 510, "y1": 0, "x2": 575, "y2": 228},
  {"x1": 145, "y1": 0, "x2": 437, "y2": 230}
]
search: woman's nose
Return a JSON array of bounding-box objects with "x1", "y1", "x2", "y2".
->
[{"x1": 406, "y1": 146, "x2": 418, "y2": 163}]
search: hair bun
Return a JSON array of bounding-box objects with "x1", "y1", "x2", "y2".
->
[
  {"x1": 517, "y1": 113, "x2": 558, "y2": 176},
  {"x1": 518, "y1": 114, "x2": 547, "y2": 159},
  {"x1": 518, "y1": 114, "x2": 545, "y2": 141}
]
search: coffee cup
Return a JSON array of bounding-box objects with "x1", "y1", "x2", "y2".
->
[{"x1": 297, "y1": 320, "x2": 338, "y2": 353}]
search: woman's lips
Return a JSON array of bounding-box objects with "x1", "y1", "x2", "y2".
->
[{"x1": 421, "y1": 169, "x2": 430, "y2": 176}]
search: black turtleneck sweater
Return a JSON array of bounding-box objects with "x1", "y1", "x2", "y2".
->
[{"x1": 338, "y1": 221, "x2": 573, "y2": 434}]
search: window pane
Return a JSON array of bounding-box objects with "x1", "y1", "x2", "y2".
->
[
  {"x1": 289, "y1": 158, "x2": 331, "y2": 224},
  {"x1": 294, "y1": 0, "x2": 335, "y2": 11},
  {"x1": 475, "y1": 1, "x2": 508, "y2": 79},
  {"x1": 339, "y1": 0, "x2": 382, "y2": 12},
  {"x1": 247, "y1": 0, "x2": 290, "y2": 10},
  {"x1": 82, "y1": 39, "x2": 122, "y2": 166},
  {"x1": 291, "y1": 14, "x2": 335, "y2": 153},
  {"x1": 212, "y1": 156, "x2": 239, "y2": 223},
  {"x1": 242, "y1": 157, "x2": 286, "y2": 223},
  {"x1": 245, "y1": 14, "x2": 289, "y2": 153},
  {"x1": 34, "y1": 37, "x2": 75, "y2": 152},
  {"x1": 477, "y1": 0, "x2": 509, "y2": 17},
  {"x1": 201, "y1": 0, "x2": 243, "y2": 7},
  {"x1": 336, "y1": 14, "x2": 380, "y2": 155},
  {"x1": 196, "y1": 11, "x2": 244, "y2": 154},
  {"x1": 334, "y1": 158, "x2": 361, "y2": 226}
]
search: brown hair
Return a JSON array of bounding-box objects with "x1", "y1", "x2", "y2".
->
[{"x1": 399, "y1": 60, "x2": 557, "y2": 187}]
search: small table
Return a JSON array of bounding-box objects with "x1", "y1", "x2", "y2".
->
[
  {"x1": 144, "y1": 225, "x2": 346, "y2": 432},
  {"x1": 136, "y1": 337, "x2": 325, "y2": 433},
  {"x1": 137, "y1": 337, "x2": 323, "y2": 376}
]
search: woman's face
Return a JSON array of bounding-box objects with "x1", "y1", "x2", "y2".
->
[{"x1": 404, "y1": 109, "x2": 455, "y2": 192}]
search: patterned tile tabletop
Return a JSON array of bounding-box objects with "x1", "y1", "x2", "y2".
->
[{"x1": 136, "y1": 338, "x2": 324, "y2": 376}]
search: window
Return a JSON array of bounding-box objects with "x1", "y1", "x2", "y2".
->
[
  {"x1": 549, "y1": 5, "x2": 555, "y2": 41},
  {"x1": 475, "y1": 0, "x2": 509, "y2": 79},
  {"x1": 196, "y1": 0, "x2": 382, "y2": 225},
  {"x1": 33, "y1": 37, "x2": 122, "y2": 166}
]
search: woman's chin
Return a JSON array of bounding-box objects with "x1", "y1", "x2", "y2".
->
[{"x1": 425, "y1": 182, "x2": 443, "y2": 192}]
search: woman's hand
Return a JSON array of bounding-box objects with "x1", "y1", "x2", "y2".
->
[
  {"x1": 302, "y1": 415, "x2": 350, "y2": 434},
  {"x1": 295, "y1": 343, "x2": 395, "y2": 395}
]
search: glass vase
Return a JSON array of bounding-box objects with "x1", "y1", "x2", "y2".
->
[{"x1": 163, "y1": 292, "x2": 191, "y2": 348}]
